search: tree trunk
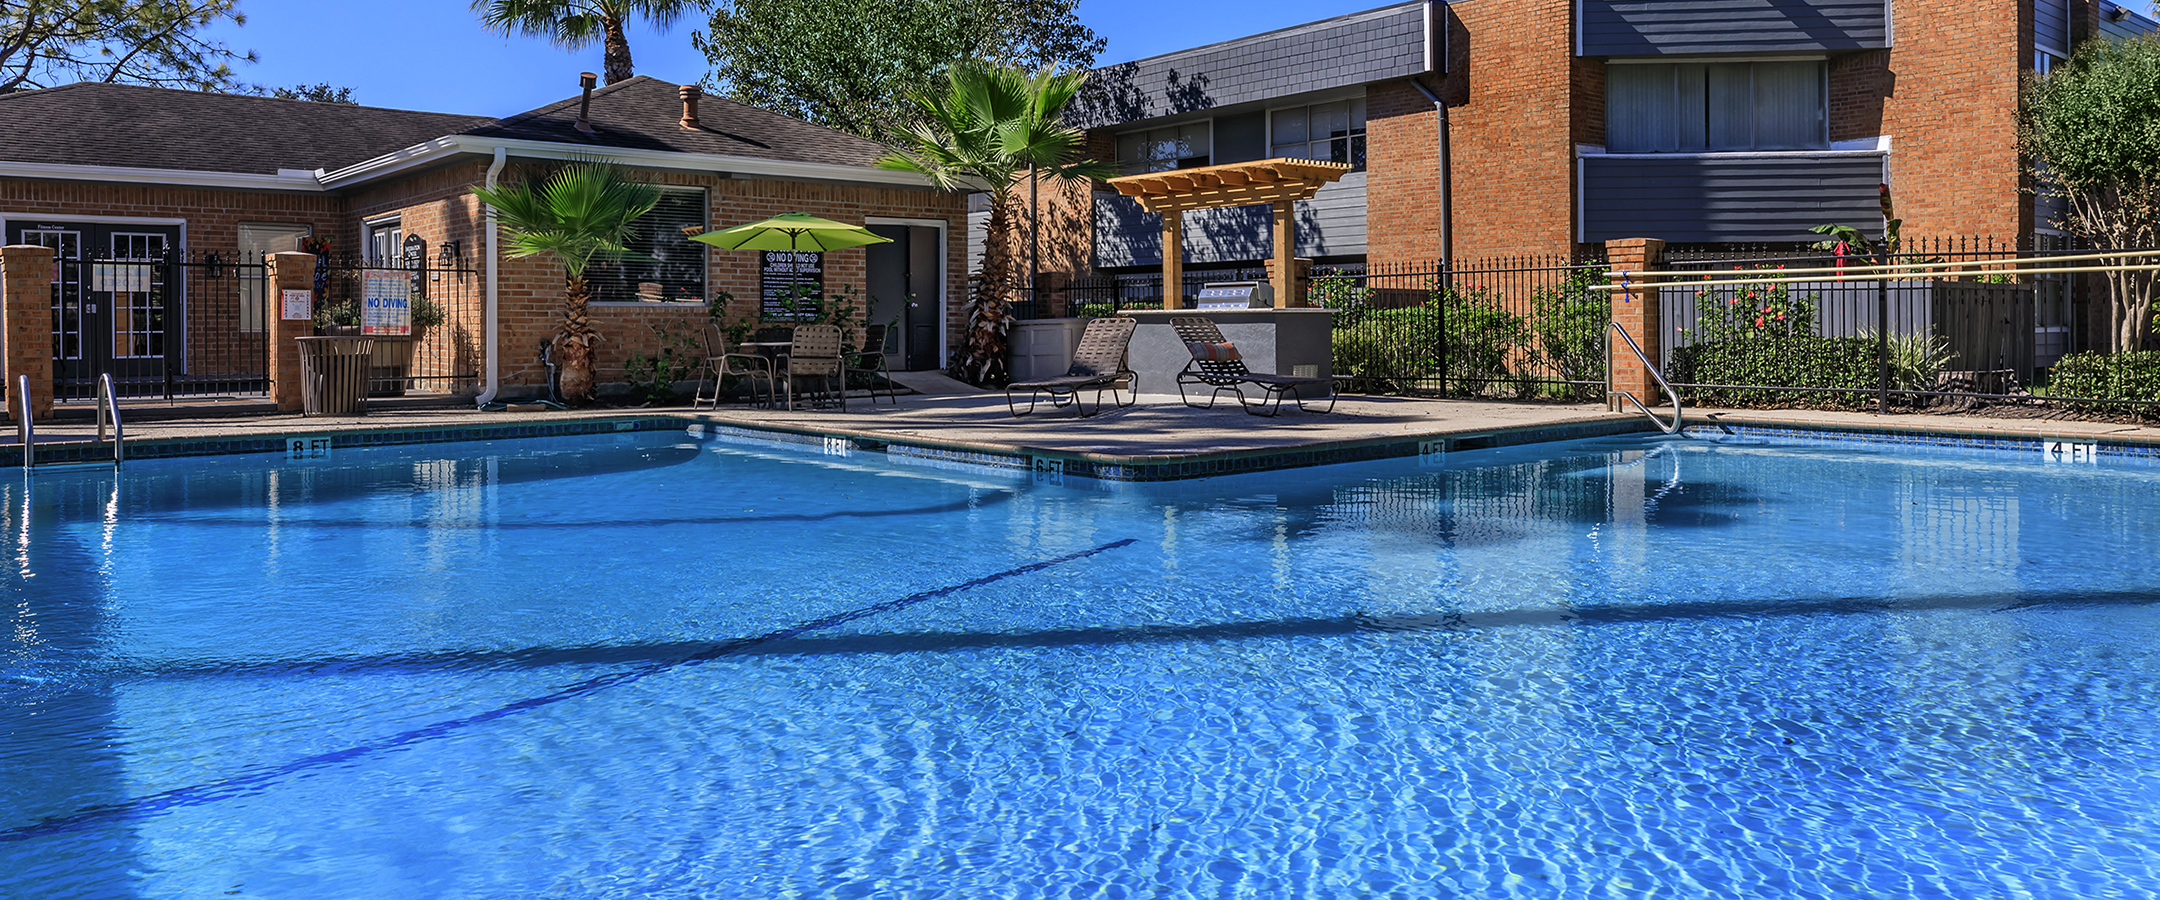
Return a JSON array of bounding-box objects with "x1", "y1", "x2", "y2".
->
[
  {"x1": 949, "y1": 196, "x2": 1015, "y2": 386},
  {"x1": 602, "y1": 16, "x2": 634, "y2": 85},
  {"x1": 557, "y1": 276, "x2": 601, "y2": 403}
]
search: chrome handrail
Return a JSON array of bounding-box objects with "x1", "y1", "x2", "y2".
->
[
  {"x1": 96, "y1": 372, "x2": 124, "y2": 464},
  {"x1": 1608, "y1": 321, "x2": 1683, "y2": 435},
  {"x1": 15, "y1": 374, "x2": 30, "y2": 470}
]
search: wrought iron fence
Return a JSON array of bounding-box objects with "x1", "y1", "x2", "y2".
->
[
  {"x1": 46, "y1": 250, "x2": 270, "y2": 402},
  {"x1": 1653, "y1": 235, "x2": 2160, "y2": 416},
  {"x1": 1315, "y1": 254, "x2": 1611, "y2": 399},
  {"x1": 317, "y1": 257, "x2": 484, "y2": 397}
]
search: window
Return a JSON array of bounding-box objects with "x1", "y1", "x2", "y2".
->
[
  {"x1": 585, "y1": 186, "x2": 707, "y2": 303},
  {"x1": 238, "y1": 223, "x2": 310, "y2": 333},
  {"x1": 1271, "y1": 99, "x2": 1366, "y2": 169},
  {"x1": 365, "y1": 218, "x2": 402, "y2": 264},
  {"x1": 1115, "y1": 123, "x2": 1211, "y2": 175},
  {"x1": 1606, "y1": 61, "x2": 1828, "y2": 153}
]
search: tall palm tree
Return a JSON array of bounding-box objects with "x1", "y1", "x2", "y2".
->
[
  {"x1": 473, "y1": 0, "x2": 695, "y2": 85},
  {"x1": 471, "y1": 162, "x2": 661, "y2": 404},
  {"x1": 877, "y1": 60, "x2": 1113, "y2": 385}
]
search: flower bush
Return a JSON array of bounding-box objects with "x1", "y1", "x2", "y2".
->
[{"x1": 2044, "y1": 350, "x2": 2160, "y2": 414}]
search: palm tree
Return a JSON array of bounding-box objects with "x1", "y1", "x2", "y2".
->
[
  {"x1": 877, "y1": 59, "x2": 1113, "y2": 386},
  {"x1": 472, "y1": 0, "x2": 695, "y2": 85},
  {"x1": 471, "y1": 162, "x2": 661, "y2": 404}
]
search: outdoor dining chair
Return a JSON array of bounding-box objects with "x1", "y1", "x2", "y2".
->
[
  {"x1": 849, "y1": 323, "x2": 897, "y2": 406},
  {"x1": 692, "y1": 324, "x2": 775, "y2": 409},
  {"x1": 782, "y1": 322, "x2": 846, "y2": 410}
]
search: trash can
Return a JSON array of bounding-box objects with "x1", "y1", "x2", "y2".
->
[
  {"x1": 368, "y1": 335, "x2": 414, "y2": 397},
  {"x1": 295, "y1": 335, "x2": 374, "y2": 416}
]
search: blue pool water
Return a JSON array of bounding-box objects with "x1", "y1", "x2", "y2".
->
[{"x1": 2, "y1": 429, "x2": 2158, "y2": 898}]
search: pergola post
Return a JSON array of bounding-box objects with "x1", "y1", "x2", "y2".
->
[
  {"x1": 1271, "y1": 200, "x2": 1294, "y2": 309},
  {"x1": 1162, "y1": 212, "x2": 1184, "y2": 310}
]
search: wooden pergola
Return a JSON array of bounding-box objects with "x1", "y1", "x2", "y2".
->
[{"x1": 1107, "y1": 158, "x2": 1354, "y2": 309}]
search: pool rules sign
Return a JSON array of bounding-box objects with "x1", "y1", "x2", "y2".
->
[
  {"x1": 281, "y1": 289, "x2": 312, "y2": 321},
  {"x1": 362, "y1": 270, "x2": 412, "y2": 335}
]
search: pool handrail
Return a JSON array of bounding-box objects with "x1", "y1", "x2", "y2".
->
[
  {"x1": 15, "y1": 374, "x2": 28, "y2": 470},
  {"x1": 1608, "y1": 321, "x2": 1683, "y2": 435},
  {"x1": 96, "y1": 373, "x2": 124, "y2": 464}
]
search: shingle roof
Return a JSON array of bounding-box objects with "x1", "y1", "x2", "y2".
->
[
  {"x1": 462, "y1": 76, "x2": 889, "y2": 168},
  {"x1": 0, "y1": 83, "x2": 496, "y2": 174}
]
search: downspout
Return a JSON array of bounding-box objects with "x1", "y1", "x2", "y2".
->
[
  {"x1": 1409, "y1": 77, "x2": 1453, "y2": 266},
  {"x1": 476, "y1": 146, "x2": 507, "y2": 405}
]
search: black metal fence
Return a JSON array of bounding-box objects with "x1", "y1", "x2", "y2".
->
[
  {"x1": 45, "y1": 250, "x2": 270, "y2": 401},
  {"x1": 316, "y1": 257, "x2": 484, "y2": 398},
  {"x1": 1654, "y1": 236, "x2": 2158, "y2": 416},
  {"x1": 1312, "y1": 254, "x2": 1612, "y2": 399}
]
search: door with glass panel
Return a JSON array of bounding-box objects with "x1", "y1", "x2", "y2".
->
[{"x1": 5, "y1": 220, "x2": 182, "y2": 396}]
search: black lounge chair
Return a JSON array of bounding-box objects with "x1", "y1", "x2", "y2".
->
[
  {"x1": 1170, "y1": 315, "x2": 1335, "y2": 416},
  {"x1": 1006, "y1": 316, "x2": 1139, "y2": 417}
]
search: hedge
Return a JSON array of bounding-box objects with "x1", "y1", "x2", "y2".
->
[{"x1": 1667, "y1": 336, "x2": 1880, "y2": 408}]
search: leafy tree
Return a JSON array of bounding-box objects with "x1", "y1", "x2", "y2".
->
[
  {"x1": 2021, "y1": 34, "x2": 2160, "y2": 352},
  {"x1": 470, "y1": 162, "x2": 661, "y2": 404},
  {"x1": 877, "y1": 60, "x2": 1112, "y2": 385},
  {"x1": 0, "y1": 0, "x2": 255, "y2": 93},
  {"x1": 694, "y1": 0, "x2": 1102, "y2": 146},
  {"x1": 471, "y1": 0, "x2": 696, "y2": 85},
  {"x1": 269, "y1": 82, "x2": 354, "y2": 103}
]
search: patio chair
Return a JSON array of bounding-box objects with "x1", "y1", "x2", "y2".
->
[
  {"x1": 1006, "y1": 316, "x2": 1139, "y2": 417},
  {"x1": 782, "y1": 322, "x2": 845, "y2": 411},
  {"x1": 849, "y1": 323, "x2": 897, "y2": 406},
  {"x1": 692, "y1": 325, "x2": 775, "y2": 409},
  {"x1": 1170, "y1": 316, "x2": 1335, "y2": 416}
]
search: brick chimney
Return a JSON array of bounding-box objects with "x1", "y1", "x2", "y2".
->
[
  {"x1": 574, "y1": 72, "x2": 596, "y2": 135},
  {"x1": 679, "y1": 85, "x2": 701, "y2": 130}
]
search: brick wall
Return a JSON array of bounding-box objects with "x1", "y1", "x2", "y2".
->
[{"x1": 1874, "y1": 0, "x2": 2028, "y2": 238}]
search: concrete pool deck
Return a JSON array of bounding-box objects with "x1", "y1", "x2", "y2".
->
[{"x1": 10, "y1": 376, "x2": 2160, "y2": 476}]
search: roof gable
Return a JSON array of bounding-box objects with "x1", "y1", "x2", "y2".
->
[{"x1": 462, "y1": 76, "x2": 889, "y2": 169}]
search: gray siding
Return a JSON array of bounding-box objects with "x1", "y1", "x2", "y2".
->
[
  {"x1": 1094, "y1": 172, "x2": 1369, "y2": 267},
  {"x1": 2100, "y1": 5, "x2": 2160, "y2": 41},
  {"x1": 2036, "y1": 0, "x2": 2070, "y2": 57},
  {"x1": 1580, "y1": 153, "x2": 1885, "y2": 244},
  {"x1": 1067, "y1": 2, "x2": 1438, "y2": 129},
  {"x1": 1578, "y1": 0, "x2": 1889, "y2": 56}
]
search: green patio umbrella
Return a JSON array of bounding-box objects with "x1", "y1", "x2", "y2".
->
[{"x1": 690, "y1": 212, "x2": 892, "y2": 252}]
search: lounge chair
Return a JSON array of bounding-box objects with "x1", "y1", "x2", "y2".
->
[
  {"x1": 1006, "y1": 316, "x2": 1139, "y2": 417},
  {"x1": 1170, "y1": 315, "x2": 1335, "y2": 416}
]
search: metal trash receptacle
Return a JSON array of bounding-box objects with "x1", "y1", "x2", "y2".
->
[{"x1": 296, "y1": 335, "x2": 375, "y2": 416}]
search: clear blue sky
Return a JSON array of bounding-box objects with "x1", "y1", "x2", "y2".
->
[{"x1": 203, "y1": 0, "x2": 1367, "y2": 115}]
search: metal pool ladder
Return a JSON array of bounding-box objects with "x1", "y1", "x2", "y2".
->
[
  {"x1": 17, "y1": 373, "x2": 125, "y2": 471},
  {"x1": 1608, "y1": 322, "x2": 1683, "y2": 435}
]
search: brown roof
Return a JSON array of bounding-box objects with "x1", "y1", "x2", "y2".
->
[
  {"x1": 463, "y1": 76, "x2": 889, "y2": 168},
  {"x1": 0, "y1": 83, "x2": 495, "y2": 174}
]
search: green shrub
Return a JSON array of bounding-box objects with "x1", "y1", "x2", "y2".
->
[
  {"x1": 1528, "y1": 268, "x2": 1610, "y2": 400},
  {"x1": 1333, "y1": 306, "x2": 1439, "y2": 392},
  {"x1": 1441, "y1": 285, "x2": 1531, "y2": 397},
  {"x1": 1669, "y1": 336, "x2": 1879, "y2": 407},
  {"x1": 1312, "y1": 274, "x2": 1374, "y2": 328},
  {"x1": 2044, "y1": 351, "x2": 2160, "y2": 411}
]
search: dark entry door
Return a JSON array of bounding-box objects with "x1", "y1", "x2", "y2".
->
[
  {"x1": 864, "y1": 224, "x2": 943, "y2": 371},
  {"x1": 6, "y1": 220, "x2": 182, "y2": 395}
]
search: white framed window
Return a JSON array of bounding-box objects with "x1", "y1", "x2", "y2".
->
[
  {"x1": 1115, "y1": 122, "x2": 1211, "y2": 175},
  {"x1": 365, "y1": 217, "x2": 402, "y2": 264},
  {"x1": 1270, "y1": 99, "x2": 1367, "y2": 169},
  {"x1": 1606, "y1": 60, "x2": 1829, "y2": 153},
  {"x1": 238, "y1": 223, "x2": 311, "y2": 333}
]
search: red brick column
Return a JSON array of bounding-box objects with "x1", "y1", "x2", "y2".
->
[
  {"x1": 1, "y1": 245, "x2": 55, "y2": 422},
  {"x1": 1605, "y1": 237, "x2": 1665, "y2": 409},
  {"x1": 266, "y1": 251, "x2": 317, "y2": 412}
]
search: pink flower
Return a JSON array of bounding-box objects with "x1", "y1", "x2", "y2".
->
[
  {"x1": 1754, "y1": 317, "x2": 1766, "y2": 327},
  {"x1": 1776, "y1": 314, "x2": 1786, "y2": 321}
]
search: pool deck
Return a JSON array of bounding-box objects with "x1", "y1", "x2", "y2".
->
[{"x1": 12, "y1": 373, "x2": 2160, "y2": 476}]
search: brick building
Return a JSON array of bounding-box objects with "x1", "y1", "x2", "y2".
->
[
  {"x1": 1031, "y1": 0, "x2": 2157, "y2": 281},
  {"x1": 0, "y1": 76, "x2": 963, "y2": 403}
]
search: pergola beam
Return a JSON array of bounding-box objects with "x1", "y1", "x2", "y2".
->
[{"x1": 1108, "y1": 157, "x2": 1352, "y2": 310}]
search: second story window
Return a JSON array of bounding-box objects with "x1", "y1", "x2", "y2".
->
[
  {"x1": 1116, "y1": 123, "x2": 1212, "y2": 175},
  {"x1": 1271, "y1": 99, "x2": 1366, "y2": 169},
  {"x1": 1606, "y1": 60, "x2": 1828, "y2": 153}
]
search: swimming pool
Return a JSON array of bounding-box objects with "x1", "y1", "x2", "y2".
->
[{"x1": 2, "y1": 429, "x2": 2157, "y2": 898}]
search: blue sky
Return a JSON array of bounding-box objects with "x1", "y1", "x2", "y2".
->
[{"x1": 204, "y1": 0, "x2": 1356, "y2": 115}]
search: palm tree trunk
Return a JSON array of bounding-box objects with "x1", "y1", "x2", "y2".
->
[
  {"x1": 602, "y1": 15, "x2": 633, "y2": 85},
  {"x1": 558, "y1": 275, "x2": 600, "y2": 403}
]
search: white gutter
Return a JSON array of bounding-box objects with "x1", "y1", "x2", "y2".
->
[
  {"x1": 317, "y1": 136, "x2": 935, "y2": 190},
  {"x1": 476, "y1": 146, "x2": 507, "y2": 406},
  {"x1": 0, "y1": 160, "x2": 329, "y2": 191}
]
